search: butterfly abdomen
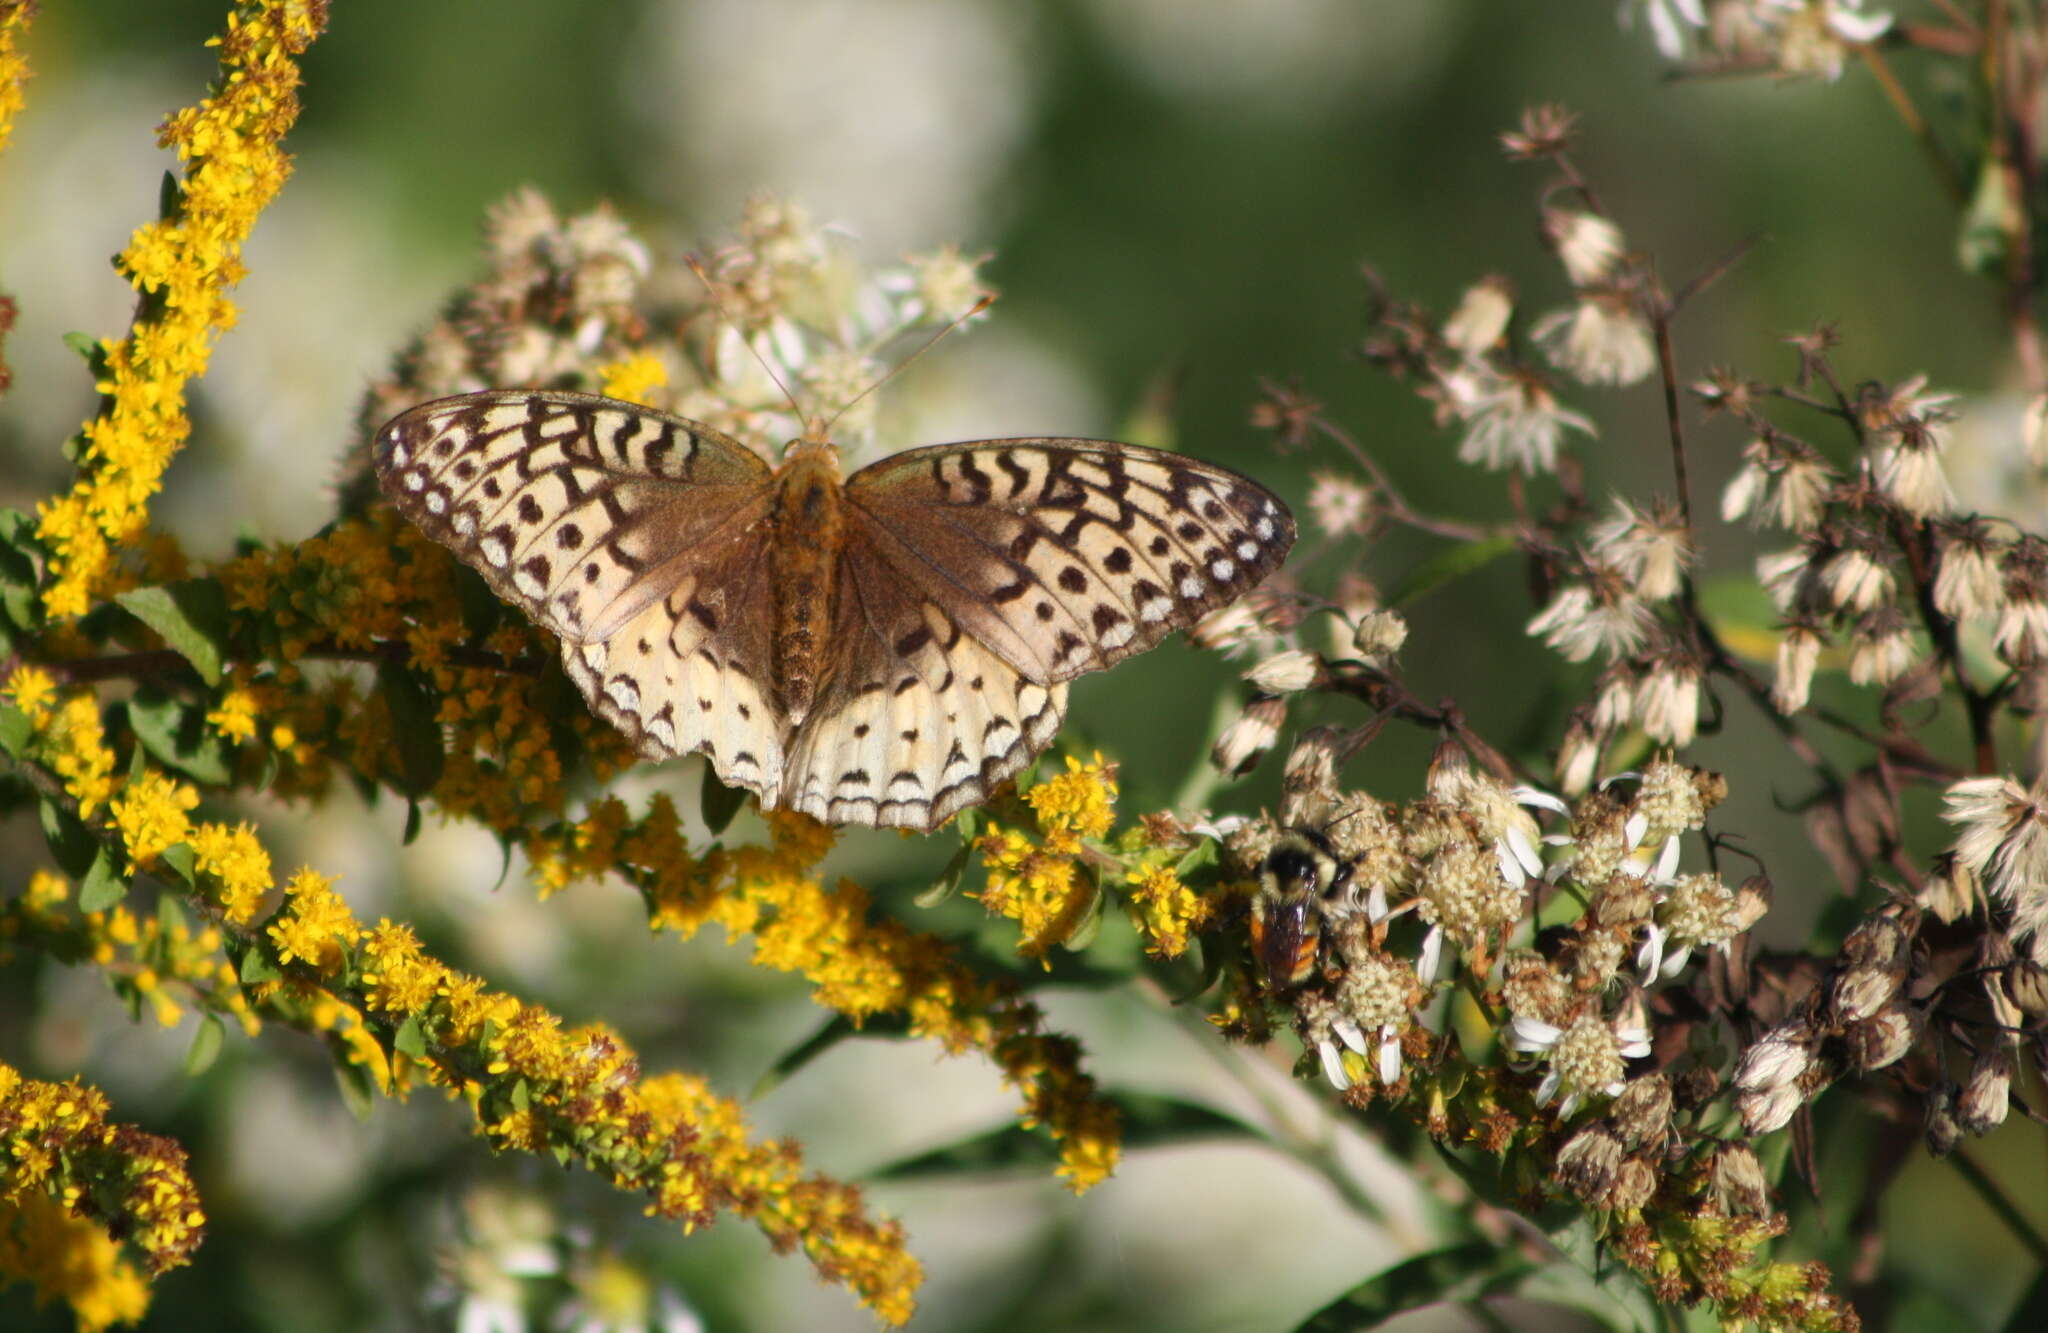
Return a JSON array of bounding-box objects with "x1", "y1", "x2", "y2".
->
[{"x1": 768, "y1": 447, "x2": 847, "y2": 726}]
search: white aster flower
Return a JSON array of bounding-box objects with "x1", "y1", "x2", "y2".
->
[{"x1": 1508, "y1": 1012, "x2": 1652, "y2": 1118}]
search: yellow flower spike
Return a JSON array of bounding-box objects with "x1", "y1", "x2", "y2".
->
[
  {"x1": 3, "y1": 664, "x2": 58, "y2": 725},
  {"x1": 35, "y1": 0, "x2": 329, "y2": 616},
  {"x1": 1124, "y1": 860, "x2": 1212, "y2": 960},
  {"x1": 0, "y1": 0, "x2": 35, "y2": 156},
  {"x1": 190, "y1": 821, "x2": 274, "y2": 924}
]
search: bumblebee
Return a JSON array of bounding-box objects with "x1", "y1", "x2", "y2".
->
[{"x1": 1252, "y1": 825, "x2": 1355, "y2": 989}]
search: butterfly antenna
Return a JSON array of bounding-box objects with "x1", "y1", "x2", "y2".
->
[
  {"x1": 821, "y1": 293, "x2": 997, "y2": 440},
  {"x1": 684, "y1": 253, "x2": 816, "y2": 439}
]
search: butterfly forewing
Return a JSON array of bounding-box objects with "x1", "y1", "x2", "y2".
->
[
  {"x1": 376, "y1": 391, "x2": 788, "y2": 790},
  {"x1": 375, "y1": 393, "x2": 1296, "y2": 833},
  {"x1": 844, "y1": 438, "x2": 1297, "y2": 684}
]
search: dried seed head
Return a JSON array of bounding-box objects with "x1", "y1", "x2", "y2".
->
[
  {"x1": 1245, "y1": 649, "x2": 1321, "y2": 695},
  {"x1": 1917, "y1": 852, "x2": 1980, "y2": 925},
  {"x1": 1609, "y1": 1156, "x2": 1659, "y2": 1212},
  {"x1": 1351, "y1": 608, "x2": 1408, "y2": 664},
  {"x1": 1442, "y1": 275, "x2": 1516, "y2": 355},
  {"x1": 1732, "y1": 876, "x2": 1774, "y2": 933},
  {"x1": 1828, "y1": 965, "x2": 1902, "y2": 1027}
]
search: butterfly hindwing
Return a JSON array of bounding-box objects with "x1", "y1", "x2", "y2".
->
[{"x1": 785, "y1": 529, "x2": 1067, "y2": 828}]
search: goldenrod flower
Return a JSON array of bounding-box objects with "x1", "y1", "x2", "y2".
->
[{"x1": 108, "y1": 769, "x2": 200, "y2": 871}]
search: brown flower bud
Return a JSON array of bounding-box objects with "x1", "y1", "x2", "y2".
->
[
  {"x1": 1212, "y1": 696, "x2": 1287, "y2": 776},
  {"x1": 1734, "y1": 1023, "x2": 1814, "y2": 1094},
  {"x1": 2008, "y1": 958, "x2": 2048, "y2": 1019},
  {"x1": 1828, "y1": 965, "x2": 1901, "y2": 1026},
  {"x1": 1924, "y1": 1085, "x2": 1961, "y2": 1158},
  {"x1": 1732, "y1": 876, "x2": 1773, "y2": 933},
  {"x1": 1709, "y1": 1144, "x2": 1771, "y2": 1217},
  {"x1": 1610, "y1": 1073, "x2": 1673, "y2": 1151},
  {"x1": 1842, "y1": 1007, "x2": 1918, "y2": 1072},
  {"x1": 1556, "y1": 1126, "x2": 1623, "y2": 1204},
  {"x1": 1609, "y1": 1156, "x2": 1659, "y2": 1212},
  {"x1": 1958, "y1": 1047, "x2": 2015, "y2": 1136}
]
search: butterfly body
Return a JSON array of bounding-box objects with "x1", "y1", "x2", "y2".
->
[
  {"x1": 375, "y1": 390, "x2": 1295, "y2": 831},
  {"x1": 765, "y1": 443, "x2": 847, "y2": 726}
]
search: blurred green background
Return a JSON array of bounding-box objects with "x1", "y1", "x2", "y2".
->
[{"x1": 1, "y1": 2, "x2": 2042, "y2": 1330}]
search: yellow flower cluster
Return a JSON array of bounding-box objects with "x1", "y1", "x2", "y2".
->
[
  {"x1": 599, "y1": 352, "x2": 669, "y2": 406},
  {"x1": 529, "y1": 796, "x2": 1127, "y2": 1193},
  {"x1": 0, "y1": 1193, "x2": 149, "y2": 1333},
  {"x1": 971, "y1": 756, "x2": 1117, "y2": 963},
  {"x1": 0, "y1": 1, "x2": 31, "y2": 155},
  {"x1": 34, "y1": 0, "x2": 329, "y2": 617},
  {"x1": 0, "y1": 1060, "x2": 206, "y2": 1288},
  {"x1": 241, "y1": 882, "x2": 928, "y2": 1323},
  {"x1": 109, "y1": 769, "x2": 201, "y2": 871},
  {"x1": 1124, "y1": 859, "x2": 1211, "y2": 959}
]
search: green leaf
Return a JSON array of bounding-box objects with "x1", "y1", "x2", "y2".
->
[
  {"x1": 912, "y1": 840, "x2": 973, "y2": 908},
  {"x1": 376, "y1": 659, "x2": 444, "y2": 796},
  {"x1": 509, "y1": 1078, "x2": 531, "y2": 1112},
  {"x1": 40, "y1": 797, "x2": 99, "y2": 877},
  {"x1": 1060, "y1": 882, "x2": 1105, "y2": 950},
  {"x1": 1294, "y1": 1241, "x2": 1510, "y2": 1331},
  {"x1": 333, "y1": 1057, "x2": 376, "y2": 1122},
  {"x1": 126, "y1": 689, "x2": 234, "y2": 785},
  {"x1": 750, "y1": 1012, "x2": 911, "y2": 1101},
  {"x1": 184, "y1": 1014, "x2": 225, "y2": 1077},
  {"x1": 158, "y1": 169, "x2": 181, "y2": 221},
  {"x1": 238, "y1": 947, "x2": 282, "y2": 985},
  {"x1": 700, "y1": 771, "x2": 747, "y2": 836},
  {"x1": 0, "y1": 703, "x2": 30, "y2": 758},
  {"x1": 1108, "y1": 1091, "x2": 1263, "y2": 1149},
  {"x1": 403, "y1": 799, "x2": 423, "y2": 846},
  {"x1": 393, "y1": 1014, "x2": 428, "y2": 1061},
  {"x1": 2001, "y1": 1266, "x2": 2048, "y2": 1333},
  {"x1": 865, "y1": 1124, "x2": 1055, "y2": 1181},
  {"x1": 115, "y1": 580, "x2": 229, "y2": 685},
  {"x1": 158, "y1": 841, "x2": 196, "y2": 886},
  {"x1": 62, "y1": 330, "x2": 102, "y2": 363},
  {"x1": 0, "y1": 521, "x2": 39, "y2": 633},
  {"x1": 79, "y1": 850, "x2": 127, "y2": 912},
  {"x1": 1384, "y1": 534, "x2": 1518, "y2": 609}
]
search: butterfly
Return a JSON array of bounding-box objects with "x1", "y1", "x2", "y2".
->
[{"x1": 374, "y1": 390, "x2": 1295, "y2": 831}]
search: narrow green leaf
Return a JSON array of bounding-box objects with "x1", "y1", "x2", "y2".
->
[
  {"x1": 509, "y1": 1078, "x2": 531, "y2": 1112},
  {"x1": 393, "y1": 1015, "x2": 428, "y2": 1061},
  {"x1": 115, "y1": 580, "x2": 229, "y2": 685},
  {"x1": 0, "y1": 703, "x2": 30, "y2": 758},
  {"x1": 912, "y1": 840, "x2": 973, "y2": 908},
  {"x1": 1060, "y1": 883, "x2": 1106, "y2": 950},
  {"x1": 62, "y1": 330, "x2": 102, "y2": 362},
  {"x1": 375, "y1": 659, "x2": 444, "y2": 796},
  {"x1": 184, "y1": 1014, "x2": 225, "y2": 1078},
  {"x1": 333, "y1": 1058, "x2": 376, "y2": 1122},
  {"x1": 1384, "y1": 534, "x2": 1519, "y2": 609},
  {"x1": 79, "y1": 850, "x2": 127, "y2": 912},
  {"x1": 1294, "y1": 1241, "x2": 1508, "y2": 1331},
  {"x1": 750, "y1": 1012, "x2": 911, "y2": 1101},
  {"x1": 700, "y1": 771, "x2": 747, "y2": 835},
  {"x1": 403, "y1": 799, "x2": 423, "y2": 846}
]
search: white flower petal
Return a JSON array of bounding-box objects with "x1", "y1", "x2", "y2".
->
[
  {"x1": 1418, "y1": 926, "x2": 1445, "y2": 985},
  {"x1": 1333, "y1": 1018, "x2": 1368, "y2": 1054},
  {"x1": 1510, "y1": 1015, "x2": 1563, "y2": 1051},
  {"x1": 1377, "y1": 1029, "x2": 1403, "y2": 1086},
  {"x1": 1318, "y1": 1039, "x2": 1352, "y2": 1090}
]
